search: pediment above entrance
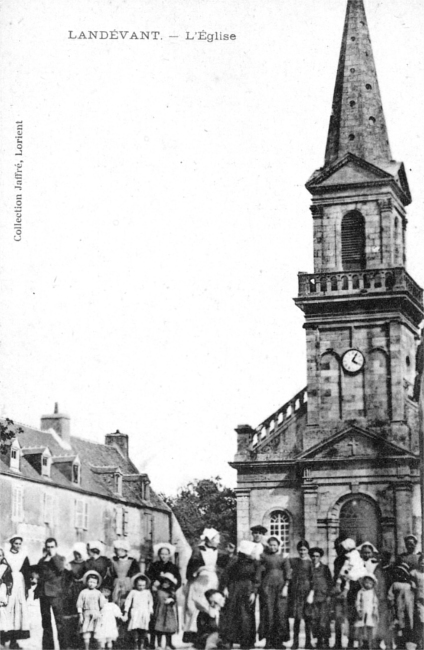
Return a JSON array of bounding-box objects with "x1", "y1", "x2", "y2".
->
[{"x1": 298, "y1": 425, "x2": 415, "y2": 462}]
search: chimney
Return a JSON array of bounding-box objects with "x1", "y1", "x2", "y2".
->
[
  {"x1": 40, "y1": 402, "x2": 71, "y2": 444},
  {"x1": 105, "y1": 429, "x2": 129, "y2": 459}
]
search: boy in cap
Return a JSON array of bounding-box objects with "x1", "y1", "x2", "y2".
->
[{"x1": 399, "y1": 535, "x2": 421, "y2": 571}]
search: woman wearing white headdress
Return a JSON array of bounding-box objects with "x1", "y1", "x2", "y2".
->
[
  {"x1": 3, "y1": 535, "x2": 30, "y2": 648},
  {"x1": 147, "y1": 543, "x2": 181, "y2": 649},
  {"x1": 110, "y1": 540, "x2": 140, "y2": 609},
  {"x1": 183, "y1": 528, "x2": 224, "y2": 643}
]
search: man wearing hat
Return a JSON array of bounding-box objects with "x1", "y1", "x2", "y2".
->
[
  {"x1": 250, "y1": 525, "x2": 268, "y2": 562},
  {"x1": 37, "y1": 538, "x2": 66, "y2": 650},
  {"x1": 399, "y1": 535, "x2": 421, "y2": 570}
]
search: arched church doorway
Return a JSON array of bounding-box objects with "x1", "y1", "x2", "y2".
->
[{"x1": 339, "y1": 496, "x2": 381, "y2": 547}]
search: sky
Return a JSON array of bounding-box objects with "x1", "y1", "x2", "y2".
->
[{"x1": 1, "y1": 0, "x2": 423, "y2": 494}]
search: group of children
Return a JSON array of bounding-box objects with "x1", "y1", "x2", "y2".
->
[{"x1": 76, "y1": 569, "x2": 178, "y2": 650}]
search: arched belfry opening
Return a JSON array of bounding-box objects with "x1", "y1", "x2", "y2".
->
[{"x1": 341, "y1": 211, "x2": 366, "y2": 270}]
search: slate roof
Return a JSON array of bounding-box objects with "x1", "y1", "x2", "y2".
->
[{"x1": 0, "y1": 420, "x2": 170, "y2": 513}]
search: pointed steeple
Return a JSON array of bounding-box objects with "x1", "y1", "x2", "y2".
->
[{"x1": 324, "y1": 0, "x2": 392, "y2": 167}]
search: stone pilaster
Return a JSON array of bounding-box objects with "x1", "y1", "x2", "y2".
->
[
  {"x1": 389, "y1": 320, "x2": 403, "y2": 425},
  {"x1": 394, "y1": 481, "x2": 413, "y2": 554},
  {"x1": 302, "y1": 479, "x2": 318, "y2": 544},
  {"x1": 412, "y1": 483, "x2": 422, "y2": 549},
  {"x1": 235, "y1": 488, "x2": 251, "y2": 544}
]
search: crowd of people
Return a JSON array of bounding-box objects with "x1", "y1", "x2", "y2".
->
[
  {"x1": 0, "y1": 537, "x2": 181, "y2": 650},
  {"x1": 0, "y1": 528, "x2": 423, "y2": 650},
  {"x1": 185, "y1": 527, "x2": 423, "y2": 650}
]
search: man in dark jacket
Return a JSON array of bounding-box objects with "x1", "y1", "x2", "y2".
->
[{"x1": 37, "y1": 537, "x2": 66, "y2": 649}]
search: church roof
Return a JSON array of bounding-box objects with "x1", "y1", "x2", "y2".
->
[{"x1": 324, "y1": 0, "x2": 392, "y2": 167}]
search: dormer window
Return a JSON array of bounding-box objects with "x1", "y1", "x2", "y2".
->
[
  {"x1": 114, "y1": 472, "x2": 122, "y2": 495},
  {"x1": 41, "y1": 450, "x2": 52, "y2": 477},
  {"x1": 10, "y1": 439, "x2": 21, "y2": 472},
  {"x1": 72, "y1": 458, "x2": 81, "y2": 485}
]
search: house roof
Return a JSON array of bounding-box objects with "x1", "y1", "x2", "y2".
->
[{"x1": 0, "y1": 420, "x2": 170, "y2": 513}]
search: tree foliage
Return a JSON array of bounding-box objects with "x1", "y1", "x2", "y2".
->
[
  {"x1": 161, "y1": 476, "x2": 237, "y2": 547},
  {"x1": 0, "y1": 418, "x2": 24, "y2": 454}
]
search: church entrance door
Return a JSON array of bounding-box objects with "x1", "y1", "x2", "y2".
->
[{"x1": 339, "y1": 496, "x2": 381, "y2": 547}]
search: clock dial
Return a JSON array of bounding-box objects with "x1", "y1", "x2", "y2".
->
[{"x1": 342, "y1": 349, "x2": 365, "y2": 373}]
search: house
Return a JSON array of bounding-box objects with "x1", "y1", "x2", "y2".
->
[{"x1": 0, "y1": 403, "x2": 190, "y2": 569}]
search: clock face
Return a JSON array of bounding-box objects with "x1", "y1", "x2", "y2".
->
[{"x1": 342, "y1": 349, "x2": 365, "y2": 373}]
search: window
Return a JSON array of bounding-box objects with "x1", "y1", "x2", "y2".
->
[
  {"x1": 123, "y1": 509, "x2": 129, "y2": 536},
  {"x1": 115, "y1": 506, "x2": 123, "y2": 535},
  {"x1": 41, "y1": 453, "x2": 51, "y2": 477},
  {"x1": 42, "y1": 492, "x2": 54, "y2": 524},
  {"x1": 269, "y1": 510, "x2": 290, "y2": 555},
  {"x1": 72, "y1": 462, "x2": 80, "y2": 485},
  {"x1": 339, "y1": 497, "x2": 381, "y2": 547},
  {"x1": 74, "y1": 499, "x2": 88, "y2": 529},
  {"x1": 114, "y1": 473, "x2": 122, "y2": 495},
  {"x1": 12, "y1": 484, "x2": 24, "y2": 522},
  {"x1": 10, "y1": 440, "x2": 21, "y2": 471},
  {"x1": 342, "y1": 211, "x2": 366, "y2": 271}
]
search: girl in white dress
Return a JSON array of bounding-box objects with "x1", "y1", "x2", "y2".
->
[
  {"x1": 355, "y1": 574, "x2": 379, "y2": 649},
  {"x1": 77, "y1": 571, "x2": 106, "y2": 650},
  {"x1": 123, "y1": 574, "x2": 154, "y2": 649},
  {"x1": 95, "y1": 584, "x2": 124, "y2": 649}
]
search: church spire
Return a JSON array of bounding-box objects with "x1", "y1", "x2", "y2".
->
[{"x1": 324, "y1": 0, "x2": 392, "y2": 167}]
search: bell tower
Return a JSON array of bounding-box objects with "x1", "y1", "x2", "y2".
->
[
  {"x1": 231, "y1": 0, "x2": 422, "y2": 556},
  {"x1": 295, "y1": 0, "x2": 423, "y2": 451}
]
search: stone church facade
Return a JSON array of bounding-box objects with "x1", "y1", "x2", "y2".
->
[{"x1": 230, "y1": 0, "x2": 422, "y2": 566}]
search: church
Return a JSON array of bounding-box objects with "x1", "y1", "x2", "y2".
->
[{"x1": 230, "y1": 0, "x2": 422, "y2": 565}]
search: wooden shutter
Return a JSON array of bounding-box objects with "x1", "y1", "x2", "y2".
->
[{"x1": 342, "y1": 211, "x2": 366, "y2": 270}]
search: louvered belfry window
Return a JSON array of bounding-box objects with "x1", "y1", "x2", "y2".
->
[{"x1": 342, "y1": 211, "x2": 366, "y2": 270}]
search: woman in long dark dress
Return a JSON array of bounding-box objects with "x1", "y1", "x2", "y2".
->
[
  {"x1": 289, "y1": 540, "x2": 314, "y2": 650},
  {"x1": 147, "y1": 544, "x2": 181, "y2": 591},
  {"x1": 309, "y1": 547, "x2": 332, "y2": 649},
  {"x1": 257, "y1": 537, "x2": 292, "y2": 649},
  {"x1": 147, "y1": 543, "x2": 181, "y2": 649},
  {"x1": 220, "y1": 540, "x2": 258, "y2": 650},
  {"x1": 63, "y1": 542, "x2": 88, "y2": 649}
]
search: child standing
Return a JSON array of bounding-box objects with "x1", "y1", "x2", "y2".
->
[
  {"x1": 77, "y1": 570, "x2": 106, "y2": 650},
  {"x1": 95, "y1": 583, "x2": 124, "y2": 649},
  {"x1": 154, "y1": 573, "x2": 179, "y2": 649},
  {"x1": 355, "y1": 574, "x2": 379, "y2": 649},
  {"x1": 411, "y1": 554, "x2": 424, "y2": 649},
  {"x1": 123, "y1": 574, "x2": 154, "y2": 650}
]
